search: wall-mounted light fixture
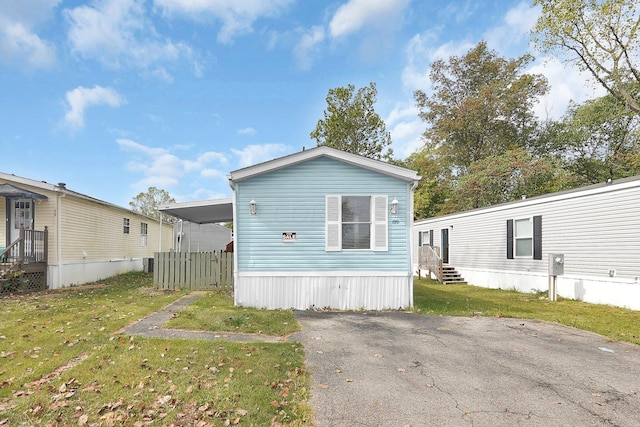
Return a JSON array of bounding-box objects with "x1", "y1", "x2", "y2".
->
[
  {"x1": 390, "y1": 198, "x2": 398, "y2": 215},
  {"x1": 249, "y1": 199, "x2": 257, "y2": 215}
]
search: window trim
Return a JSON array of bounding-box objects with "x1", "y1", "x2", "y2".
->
[
  {"x1": 140, "y1": 222, "x2": 148, "y2": 247},
  {"x1": 326, "y1": 194, "x2": 388, "y2": 252},
  {"x1": 507, "y1": 216, "x2": 542, "y2": 260}
]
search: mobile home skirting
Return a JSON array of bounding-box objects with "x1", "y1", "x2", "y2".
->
[
  {"x1": 234, "y1": 272, "x2": 413, "y2": 310},
  {"x1": 47, "y1": 258, "x2": 144, "y2": 289},
  {"x1": 455, "y1": 267, "x2": 640, "y2": 311}
]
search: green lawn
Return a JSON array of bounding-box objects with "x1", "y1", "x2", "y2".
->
[
  {"x1": 413, "y1": 277, "x2": 640, "y2": 345},
  {"x1": 0, "y1": 272, "x2": 312, "y2": 426},
  {"x1": 3, "y1": 273, "x2": 639, "y2": 425}
]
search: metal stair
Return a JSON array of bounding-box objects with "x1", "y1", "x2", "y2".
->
[{"x1": 442, "y1": 266, "x2": 466, "y2": 284}]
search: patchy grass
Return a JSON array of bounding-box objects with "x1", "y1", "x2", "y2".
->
[
  {"x1": 413, "y1": 277, "x2": 640, "y2": 345},
  {"x1": 164, "y1": 289, "x2": 300, "y2": 336},
  {"x1": 0, "y1": 272, "x2": 312, "y2": 426}
]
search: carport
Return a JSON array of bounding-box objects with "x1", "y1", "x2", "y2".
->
[{"x1": 154, "y1": 198, "x2": 234, "y2": 290}]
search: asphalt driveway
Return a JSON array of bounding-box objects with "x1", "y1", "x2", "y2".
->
[{"x1": 291, "y1": 311, "x2": 640, "y2": 427}]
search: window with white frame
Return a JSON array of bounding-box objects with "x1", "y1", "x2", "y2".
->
[
  {"x1": 140, "y1": 222, "x2": 148, "y2": 247},
  {"x1": 326, "y1": 195, "x2": 387, "y2": 251},
  {"x1": 514, "y1": 218, "x2": 533, "y2": 257},
  {"x1": 507, "y1": 216, "x2": 542, "y2": 260},
  {"x1": 123, "y1": 218, "x2": 130, "y2": 234},
  {"x1": 419, "y1": 230, "x2": 433, "y2": 246}
]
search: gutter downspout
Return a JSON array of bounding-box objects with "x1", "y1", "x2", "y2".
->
[
  {"x1": 56, "y1": 191, "x2": 64, "y2": 288},
  {"x1": 408, "y1": 178, "x2": 420, "y2": 308}
]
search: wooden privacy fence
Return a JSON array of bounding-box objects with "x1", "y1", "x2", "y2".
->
[{"x1": 154, "y1": 251, "x2": 233, "y2": 291}]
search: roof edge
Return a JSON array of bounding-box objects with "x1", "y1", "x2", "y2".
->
[{"x1": 228, "y1": 146, "x2": 420, "y2": 183}]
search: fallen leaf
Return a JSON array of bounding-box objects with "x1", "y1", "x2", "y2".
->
[
  {"x1": 397, "y1": 368, "x2": 406, "y2": 372},
  {"x1": 374, "y1": 354, "x2": 384, "y2": 358},
  {"x1": 335, "y1": 369, "x2": 342, "y2": 373},
  {"x1": 346, "y1": 379, "x2": 353, "y2": 382},
  {"x1": 318, "y1": 383, "x2": 329, "y2": 389}
]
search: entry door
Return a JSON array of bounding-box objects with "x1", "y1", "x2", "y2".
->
[
  {"x1": 441, "y1": 228, "x2": 449, "y2": 264},
  {"x1": 10, "y1": 199, "x2": 33, "y2": 243}
]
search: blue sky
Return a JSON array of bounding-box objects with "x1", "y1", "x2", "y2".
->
[{"x1": 0, "y1": 0, "x2": 602, "y2": 208}]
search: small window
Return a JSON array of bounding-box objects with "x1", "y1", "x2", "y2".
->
[
  {"x1": 342, "y1": 196, "x2": 371, "y2": 249},
  {"x1": 514, "y1": 218, "x2": 533, "y2": 257},
  {"x1": 123, "y1": 218, "x2": 130, "y2": 234},
  {"x1": 507, "y1": 216, "x2": 542, "y2": 260},
  {"x1": 419, "y1": 230, "x2": 433, "y2": 247},
  {"x1": 140, "y1": 222, "x2": 148, "y2": 246},
  {"x1": 326, "y1": 195, "x2": 388, "y2": 251}
]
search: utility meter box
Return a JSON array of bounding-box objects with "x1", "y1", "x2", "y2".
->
[{"x1": 548, "y1": 253, "x2": 564, "y2": 276}]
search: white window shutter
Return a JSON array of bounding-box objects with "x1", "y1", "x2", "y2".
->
[
  {"x1": 373, "y1": 195, "x2": 388, "y2": 251},
  {"x1": 326, "y1": 195, "x2": 341, "y2": 251}
]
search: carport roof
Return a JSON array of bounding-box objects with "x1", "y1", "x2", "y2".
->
[{"x1": 157, "y1": 198, "x2": 233, "y2": 224}]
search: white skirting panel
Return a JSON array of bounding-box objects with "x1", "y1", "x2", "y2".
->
[
  {"x1": 47, "y1": 258, "x2": 144, "y2": 289},
  {"x1": 458, "y1": 267, "x2": 640, "y2": 311},
  {"x1": 235, "y1": 274, "x2": 413, "y2": 310}
]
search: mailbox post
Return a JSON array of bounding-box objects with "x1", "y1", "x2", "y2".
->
[{"x1": 548, "y1": 254, "x2": 564, "y2": 301}]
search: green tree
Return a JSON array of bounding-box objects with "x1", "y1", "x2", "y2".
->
[
  {"x1": 129, "y1": 187, "x2": 176, "y2": 221},
  {"x1": 448, "y1": 148, "x2": 563, "y2": 212},
  {"x1": 399, "y1": 147, "x2": 453, "y2": 220},
  {"x1": 311, "y1": 82, "x2": 392, "y2": 160},
  {"x1": 537, "y1": 94, "x2": 640, "y2": 185},
  {"x1": 414, "y1": 41, "x2": 548, "y2": 174},
  {"x1": 532, "y1": 0, "x2": 640, "y2": 113}
]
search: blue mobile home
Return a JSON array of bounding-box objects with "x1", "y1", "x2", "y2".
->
[{"x1": 228, "y1": 146, "x2": 420, "y2": 310}]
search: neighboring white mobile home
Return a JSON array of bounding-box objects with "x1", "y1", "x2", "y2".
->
[
  {"x1": 413, "y1": 176, "x2": 640, "y2": 310},
  {"x1": 1, "y1": 172, "x2": 173, "y2": 291}
]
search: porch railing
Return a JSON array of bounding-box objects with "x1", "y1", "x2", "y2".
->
[
  {"x1": 1, "y1": 227, "x2": 48, "y2": 295},
  {"x1": 418, "y1": 245, "x2": 443, "y2": 282}
]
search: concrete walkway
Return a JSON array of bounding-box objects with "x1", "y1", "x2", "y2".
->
[{"x1": 120, "y1": 292, "x2": 285, "y2": 343}]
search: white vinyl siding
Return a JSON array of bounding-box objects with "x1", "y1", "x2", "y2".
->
[
  {"x1": 326, "y1": 195, "x2": 387, "y2": 251},
  {"x1": 413, "y1": 178, "x2": 640, "y2": 280}
]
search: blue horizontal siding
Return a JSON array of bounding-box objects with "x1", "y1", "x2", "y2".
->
[{"x1": 236, "y1": 157, "x2": 411, "y2": 272}]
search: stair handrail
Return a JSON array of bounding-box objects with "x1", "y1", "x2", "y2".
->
[
  {"x1": 0, "y1": 236, "x2": 24, "y2": 278},
  {"x1": 418, "y1": 245, "x2": 444, "y2": 283}
]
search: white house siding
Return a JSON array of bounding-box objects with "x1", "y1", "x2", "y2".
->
[
  {"x1": 234, "y1": 156, "x2": 415, "y2": 309},
  {"x1": 1, "y1": 173, "x2": 172, "y2": 289},
  {"x1": 413, "y1": 178, "x2": 640, "y2": 310},
  {"x1": 50, "y1": 195, "x2": 173, "y2": 288}
]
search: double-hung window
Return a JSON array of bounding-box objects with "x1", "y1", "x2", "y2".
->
[
  {"x1": 326, "y1": 195, "x2": 388, "y2": 251},
  {"x1": 507, "y1": 216, "x2": 542, "y2": 260},
  {"x1": 514, "y1": 218, "x2": 533, "y2": 257},
  {"x1": 140, "y1": 222, "x2": 148, "y2": 247},
  {"x1": 123, "y1": 218, "x2": 130, "y2": 234}
]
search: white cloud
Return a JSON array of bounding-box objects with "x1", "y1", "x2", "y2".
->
[
  {"x1": 117, "y1": 139, "x2": 228, "y2": 193},
  {"x1": 116, "y1": 138, "x2": 228, "y2": 191},
  {"x1": 0, "y1": 0, "x2": 60, "y2": 69},
  {"x1": 293, "y1": 25, "x2": 325, "y2": 70},
  {"x1": 528, "y1": 56, "x2": 606, "y2": 121},
  {"x1": 401, "y1": 33, "x2": 475, "y2": 92},
  {"x1": 64, "y1": 0, "x2": 192, "y2": 71},
  {"x1": 328, "y1": 0, "x2": 410, "y2": 38},
  {"x1": 231, "y1": 143, "x2": 290, "y2": 168},
  {"x1": 153, "y1": 0, "x2": 295, "y2": 44},
  {"x1": 484, "y1": 1, "x2": 540, "y2": 54},
  {"x1": 63, "y1": 85, "x2": 125, "y2": 130},
  {"x1": 386, "y1": 104, "x2": 424, "y2": 158},
  {"x1": 237, "y1": 127, "x2": 257, "y2": 136}
]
